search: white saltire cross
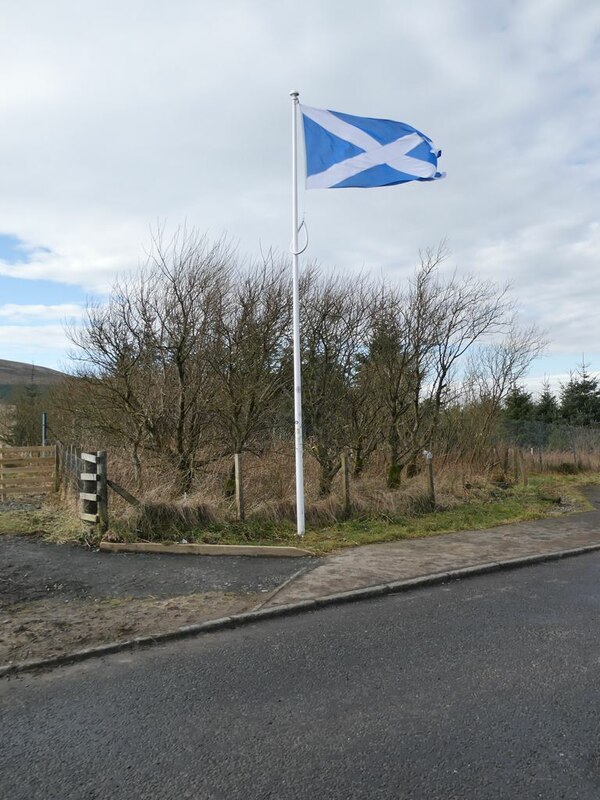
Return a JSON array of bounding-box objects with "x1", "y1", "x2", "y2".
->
[{"x1": 301, "y1": 106, "x2": 437, "y2": 189}]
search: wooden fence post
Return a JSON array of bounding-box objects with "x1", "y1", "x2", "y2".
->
[
  {"x1": 80, "y1": 452, "x2": 98, "y2": 526},
  {"x1": 502, "y1": 446, "x2": 510, "y2": 477},
  {"x1": 423, "y1": 450, "x2": 436, "y2": 508},
  {"x1": 96, "y1": 451, "x2": 109, "y2": 533},
  {"x1": 54, "y1": 445, "x2": 60, "y2": 494},
  {"x1": 341, "y1": 451, "x2": 351, "y2": 517},
  {"x1": 516, "y1": 448, "x2": 528, "y2": 487},
  {"x1": 234, "y1": 452, "x2": 245, "y2": 522}
]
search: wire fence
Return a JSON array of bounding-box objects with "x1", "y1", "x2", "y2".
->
[
  {"x1": 56, "y1": 444, "x2": 84, "y2": 499},
  {"x1": 501, "y1": 420, "x2": 600, "y2": 470}
]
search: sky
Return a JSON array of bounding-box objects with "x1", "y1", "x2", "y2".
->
[{"x1": 1, "y1": 0, "x2": 599, "y2": 394}]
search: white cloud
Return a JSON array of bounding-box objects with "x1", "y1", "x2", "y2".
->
[
  {"x1": 0, "y1": 324, "x2": 72, "y2": 368},
  {"x1": 0, "y1": 0, "x2": 599, "y2": 364},
  {"x1": 523, "y1": 370, "x2": 600, "y2": 399},
  {"x1": 0, "y1": 303, "x2": 84, "y2": 322}
]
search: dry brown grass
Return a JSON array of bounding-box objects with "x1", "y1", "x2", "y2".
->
[
  {"x1": 525, "y1": 449, "x2": 600, "y2": 474},
  {"x1": 124, "y1": 500, "x2": 218, "y2": 541},
  {"x1": 79, "y1": 442, "x2": 600, "y2": 539},
  {"x1": 108, "y1": 455, "x2": 485, "y2": 536}
]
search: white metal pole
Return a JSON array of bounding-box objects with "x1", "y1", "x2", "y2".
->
[{"x1": 290, "y1": 90, "x2": 305, "y2": 536}]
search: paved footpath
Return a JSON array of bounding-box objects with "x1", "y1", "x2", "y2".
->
[{"x1": 265, "y1": 485, "x2": 600, "y2": 606}]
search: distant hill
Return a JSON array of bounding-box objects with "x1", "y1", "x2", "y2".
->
[
  {"x1": 0, "y1": 359, "x2": 67, "y2": 401},
  {"x1": 0, "y1": 359, "x2": 66, "y2": 385}
]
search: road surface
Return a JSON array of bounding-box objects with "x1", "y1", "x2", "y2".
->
[{"x1": 2, "y1": 553, "x2": 600, "y2": 799}]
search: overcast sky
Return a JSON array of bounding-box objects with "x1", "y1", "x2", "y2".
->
[{"x1": 1, "y1": 0, "x2": 599, "y2": 393}]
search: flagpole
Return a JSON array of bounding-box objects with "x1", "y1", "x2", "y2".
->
[{"x1": 290, "y1": 90, "x2": 305, "y2": 537}]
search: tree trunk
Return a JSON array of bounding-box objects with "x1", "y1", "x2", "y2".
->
[
  {"x1": 176, "y1": 459, "x2": 194, "y2": 496},
  {"x1": 353, "y1": 449, "x2": 365, "y2": 479},
  {"x1": 387, "y1": 426, "x2": 402, "y2": 489},
  {"x1": 318, "y1": 461, "x2": 334, "y2": 498},
  {"x1": 405, "y1": 458, "x2": 418, "y2": 479},
  {"x1": 131, "y1": 443, "x2": 142, "y2": 488}
]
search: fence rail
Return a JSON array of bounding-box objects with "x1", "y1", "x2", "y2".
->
[
  {"x1": 55, "y1": 445, "x2": 135, "y2": 533},
  {"x1": 0, "y1": 445, "x2": 58, "y2": 499}
]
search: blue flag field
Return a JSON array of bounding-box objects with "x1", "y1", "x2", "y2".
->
[{"x1": 300, "y1": 105, "x2": 444, "y2": 189}]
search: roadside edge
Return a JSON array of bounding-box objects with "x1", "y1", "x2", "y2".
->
[{"x1": 3, "y1": 542, "x2": 600, "y2": 678}]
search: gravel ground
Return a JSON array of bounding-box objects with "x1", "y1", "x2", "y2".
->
[
  {"x1": 0, "y1": 498, "x2": 44, "y2": 512},
  {"x1": 0, "y1": 534, "x2": 314, "y2": 602}
]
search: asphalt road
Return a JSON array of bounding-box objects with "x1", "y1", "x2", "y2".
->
[
  {"x1": 2, "y1": 553, "x2": 600, "y2": 799},
  {"x1": 0, "y1": 534, "x2": 315, "y2": 602}
]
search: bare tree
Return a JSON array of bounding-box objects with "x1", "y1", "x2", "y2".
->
[
  {"x1": 206, "y1": 255, "x2": 292, "y2": 493},
  {"x1": 456, "y1": 322, "x2": 547, "y2": 468},
  {"x1": 301, "y1": 269, "x2": 373, "y2": 497},
  {"x1": 358, "y1": 283, "x2": 416, "y2": 488},
  {"x1": 362, "y1": 244, "x2": 526, "y2": 487},
  {"x1": 68, "y1": 228, "x2": 232, "y2": 494},
  {"x1": 404, "y1": 246, "x2": 515, "y2": 470}
]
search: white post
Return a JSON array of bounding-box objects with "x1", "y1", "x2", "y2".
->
[{"x1": 290, "y1": 90, "x2": 305, "y2": 536}]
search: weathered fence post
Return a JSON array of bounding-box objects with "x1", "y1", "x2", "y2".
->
[
  {"x1": 502, "y1": 446, "x2": 510, "y2": 477},
  {"x1": 423, "y1": 450, "x2": 436, "y2": 508},
  {"x1": 234, "y1": 452, "x2": 245, "y2": 522},
  {"x1": 54, "y1": 445, "x2": 60, "y2": 494},
  {"x1": 341, "y1": 451, "x2": 351, "y2": 517},
  {"x1": 517, "y1": 449, "x2": 528, "y2": 487},
  {"x1": 41, "y1": 412, "x2": 48, "y2": 446},
  {"x1": 96, "y1": 451, "x2": 109, "y2": 533},
  {"x1": 79, "y1": 451, "x2": 109, "y2": 533},
  {"x1": 80, "y1": 452, "x2": 98, "y2": 526}
]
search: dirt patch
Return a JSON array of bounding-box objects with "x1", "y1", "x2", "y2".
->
[
  {"x1": 1, "y1": 591, "x2": 260, "y2": 665},
  {"x1": 0, "y1": 531, "x2": 315, "y2": 667}
]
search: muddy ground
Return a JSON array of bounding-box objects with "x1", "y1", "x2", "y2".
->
[{"x1": 0, "y1": 533, "x2": 314, "y2": 665}]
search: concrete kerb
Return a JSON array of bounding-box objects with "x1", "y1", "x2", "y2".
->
[
  {"x1": 3, "y1": 541, "x2": 600, "y2": 679},
  {"x1": 250, "y1": 564, "x2": 315, "y2": 611}
]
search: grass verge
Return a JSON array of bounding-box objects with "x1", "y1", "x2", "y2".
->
[
  {"x1": 1, "y1": 473, "x2": 597, "y2": 555},
  {"x1": 0, "y1": 501, "x2": 87, "y2": 544},
  {"x1": 112, "y1": 472, "x2": 598, "y2": 554}
]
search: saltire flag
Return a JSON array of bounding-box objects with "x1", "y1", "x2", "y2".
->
[{"x1": 300, "y1": 105, "x2": 444, "y2": 189}]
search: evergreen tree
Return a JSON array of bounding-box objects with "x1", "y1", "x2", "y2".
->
[
  {"x1": 534, "y1": 380, "x2": 559, "y2": 423},
  {"x1": 6, "y1": 382, "x2": 45, "y2": 446},
  {"x1": 560, "y1": 362, "x2": 600, "y2": 426},
  {"x1": 504, "y1": 384, "x2": 534, "y2": 420}
]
